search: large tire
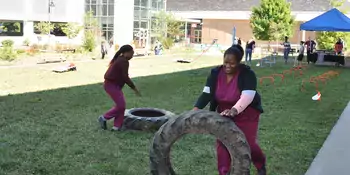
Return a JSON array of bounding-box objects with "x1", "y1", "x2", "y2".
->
[
  {"x1": 123, "y1": 108, "x2": 175, "y2": 132},
  {"x1": 149, "y1": 110, "x2": 251, "y2": 175}
]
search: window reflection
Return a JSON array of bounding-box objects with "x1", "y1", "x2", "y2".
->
[
  {"x1": 85, "y1": 0, "x2": 166, "y2": 42},
  {"x1": 0, "y1": 21, "x2": 24, "y2": 36}
]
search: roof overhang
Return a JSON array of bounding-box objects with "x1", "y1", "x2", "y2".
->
[
  {"x1": 171, "y1": 11, "x2": 350, "y2": 22},
  {"x1": 177, "y1": 18, "x2": 201, "y2": 23}
]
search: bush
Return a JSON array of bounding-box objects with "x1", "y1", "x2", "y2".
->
[
  {"x1": 0, "y1": 47, "x2": 17, "y2": 61},
  {"x1": 82, "y1": 31, "x2": 96, "y2": 52},
  {"x1": 74, "y1": 46, "x2": 86, "y2": 54},
  {"x1": 16, "y1": 49, "x2": 26, "y2": 54},
  {"x1": 160, "y1": 37, "x2": 174, "y2": 49},
  {"x1": 23, "y1": 38, "x2": 30, "y2": 46},
  {"x1": 1, "y1": 40, "x2": 14, "y2": 47}
]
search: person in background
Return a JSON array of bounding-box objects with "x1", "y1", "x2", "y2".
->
[
  {"x1": 297, "y1": 41, "x2": 305, "y2": 66},
  {"x1": 305, "y1": 37, "x2": 317, "y2": 64},
  {"x1": 193, "y1": 45, "x2": 266, "y2": 175},
  {"x1": 282, "y1": 36, "x2": 291, "y2": 64},
  {"x1": 245, "y1": 37, "x2": 255, "y2": 65},
  {"x1": 154, "y1": 41, "x2": 163, "y2": 55},
  {"x1": 98, "y1": 45, "x2": 141, "y2": 131},
  {"x1": 237, "y1": 37, "x2": 242, "y2": 46},
  {"x1": 109, "y1": 39, "x2": 113, "y2": 48},
  {"x1": 335, "y1": 38, "x2": 344, "y2": 55},
  {"x1": 101, "y1": 41, "x2": 108, "y2": 59}
]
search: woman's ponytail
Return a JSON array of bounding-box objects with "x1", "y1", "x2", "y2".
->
[
  {"x1": 109, "y1": 44, "x2": 134, "y2": 66},
  {"x1": 109, "y1": 51, "x2": 122, "y2": 66}
]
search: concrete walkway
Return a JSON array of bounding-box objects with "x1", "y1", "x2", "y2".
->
[{"x1": 305, "y1": 101, "x2": 350, "y2": 175}]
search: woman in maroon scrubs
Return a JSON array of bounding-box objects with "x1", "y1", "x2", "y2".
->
[
  {"x1": 98, "y1": 45, "x2": 141, "y2": 131},
  {"x1": 193, "y1": 45, "x2": 266, "y2": 175}
]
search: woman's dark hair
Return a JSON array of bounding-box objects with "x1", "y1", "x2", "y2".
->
[
  {"x1": 109, "y1": 44, "x2": 134, "y2": 65},
  {"x1": 224, "y1": 44, "x2": 244, "y2": 62}
]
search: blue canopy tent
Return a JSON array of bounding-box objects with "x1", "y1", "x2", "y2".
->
[
  {"x1": 294, "y1": 8, "x2": 350, "y2": 66},
  {"x1": 300, "y1": 8, "x2": 350, "y2": 31}
]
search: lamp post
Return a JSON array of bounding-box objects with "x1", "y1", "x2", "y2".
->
[{"x1": 48, "y1": 0, "x2": 55, "y2": 47}]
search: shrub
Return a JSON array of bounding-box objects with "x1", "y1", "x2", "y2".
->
[
  {"x1": 160, "y1": 37, "x2": 174, "y2": 49},
  {"x1": 0, "y1": 47, "x2": 17, "y2": 61},
  {"x1": 82, "y1": 31, "x2": 95, "y2": 52},
  {"x1": 1, "y1": 40, "x2": 14, "y2": 47},
  {"x1": 16, "y1": 49, "x2": 26, "y2": 54},
  {"x1": 23, "y1": 38, "x2": 30, "y2": 46}
]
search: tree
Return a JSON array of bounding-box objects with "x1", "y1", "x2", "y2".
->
[
  {"x1": 250, "y1": 0, "x2": 295, "y2": 41},
  {"x1": 152, "y1": 11, "x2": 184, "y2": 39},
  {"x1": 62, "y1": 22, "x2": 82, "y2": 39},
  {"x1": 34, "y1": 21, "x2": 54, "y2": 35},
  {"x1": 316, "y1": 0, "x2": 350, "y2": 50},
  {"x1": 82, "y1": 11, "x2": 100, "y2": 52},
  {"x1": 151, "y1": 11, "x2": 184, "y2": 49},
  {"x1": 1, "y1": 22, "x2": 21, "y2": 32}
]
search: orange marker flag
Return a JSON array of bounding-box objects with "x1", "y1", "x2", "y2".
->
[{"x1": 312, "y1": 91, "x2": 321, "y2": 101}]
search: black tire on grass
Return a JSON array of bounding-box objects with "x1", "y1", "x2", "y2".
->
[
  {"x1": 149, "y1": 110, "x2": 251, "y2": 175},
  {"x1": 123, "y1": 108, "x2": 175, "y2": 132}
]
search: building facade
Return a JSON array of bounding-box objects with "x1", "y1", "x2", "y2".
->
[
  {"x1": 85, "y1": 0, "x2": 166, "y2": 47},
  {"x1": 0, "y1": 0, "x2": 166, "y2": 47},
  {"x1": 167, "y1": 0, "x2": 349, "y2": 47},
  {"x1": 0, "y1": 0, "x2": 85, "y2": 45}
]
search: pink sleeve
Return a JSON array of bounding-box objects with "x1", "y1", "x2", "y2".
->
[{"x1": 233, "y1": 90, "x2": 256, "y2": 114}]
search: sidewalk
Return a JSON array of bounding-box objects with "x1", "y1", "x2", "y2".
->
[{"x1": 305, "y1": 101, "x2": 350, "y2": 175}]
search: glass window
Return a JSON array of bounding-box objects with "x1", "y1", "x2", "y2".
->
[
  {"x1": 102, "y1": 0, "x2": 107, "y2": 3},
  {"x1": 158, "y1": 0, "x2": 164, "y2": 10},
  {"x1": 140, "y1": 7, "x2": 148, "y2": 19},
  {"x1": 90, "y1": 5, "x2": 97, "y2": 15},
  {"x1": 141, "y1": 0, "x2": 148, "y2": 7},
  {"x1": 140, "y1": 21, "x2": 148, "y2": 29},
  {"x1": 0, "y1": 21, "x2": 23, "y2": 36},
  {"x1": 134, "y1": 6, "x2": 141, "y2": 19},
  {"x1": 151, "y1": 0, "x2": 158, "y2": 9},
  {"x1": 134, "y1": 0, "x2": 140, "y2": 6},
  {"x1": 85, "y1": 5, "x2": 90, "y2": 12},
  {"x1": 91, "y1": 0, "x2": 97, "y2": 4},
  {"x1": 106, "y1": 30, "x2": 113, "y2": 41},
  {"x1": 134, "y1": 21, "x2": 140, "y2": 29},
  {"x1": 102, "y1": 4, "x2": 108, "y2": 16},
  {"x1": 108, "y1": 3, "x2": 114, "y2": 16}
]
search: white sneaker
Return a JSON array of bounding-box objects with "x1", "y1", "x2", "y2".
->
[{"x1": 111, "y1": 126, "x2": 121, "y2": 131}]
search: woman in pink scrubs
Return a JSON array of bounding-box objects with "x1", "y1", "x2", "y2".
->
[{"x1": 193, "y1": 45, "x2": 266, "y2": 175}]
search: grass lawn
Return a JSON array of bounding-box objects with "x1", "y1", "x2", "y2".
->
[{"x1": 1, "y1": 56, "x2": 350, "y2": 175}]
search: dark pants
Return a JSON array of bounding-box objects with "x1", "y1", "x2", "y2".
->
[
  {"x1": 103, "y1": 81, "x2": 126, "y2": 127},
  {"x1": 245, "y1": 49, "x2": 253, "y2": 64},
  {"x1": 283, "y1": 48, "x2": 290, "y2": 62},
  {"x1": 102, "y1": 52, "x2": 106, "y2": 59},
  {"x1": 216, "y1": 108, "x2": 266, "y2": 174},
  {"x1": 306, "y1": 50, "x2": 312, "y2": 64}
]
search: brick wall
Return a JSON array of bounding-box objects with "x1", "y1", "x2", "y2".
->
[{"x1": 202, "y1": 19, "x2": 316, "y2": 46}]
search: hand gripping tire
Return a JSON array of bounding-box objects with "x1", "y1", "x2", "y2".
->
[
  {"x1": 149, "y1": 110, "x2": 251, "y2": 175},
  {"x1": 123, "y1": 108, "x2": 175, "y2": 132}
]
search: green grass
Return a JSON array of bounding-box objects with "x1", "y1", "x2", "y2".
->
[{"x1": 1, "y1": 58, "x2": 350, "y2": 175}]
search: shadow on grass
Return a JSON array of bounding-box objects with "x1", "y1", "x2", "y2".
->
[{"x1": 0, "y1": 64, "x2": 350, "y2": 175}]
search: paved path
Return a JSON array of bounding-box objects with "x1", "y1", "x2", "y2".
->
[{"x1": 305, "y1": 101, "x2": 350, "y2": 175}]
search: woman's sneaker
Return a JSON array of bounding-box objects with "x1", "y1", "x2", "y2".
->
[
  {"x1": 258, "y1": 165, "x2": 267, "y2": 175},
  {"x1": 98, "y1": 115, "x2": 107, "y2": 130},
  {"x1": 111, "y1": 126, "x2": 121, "y2": 131}
]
